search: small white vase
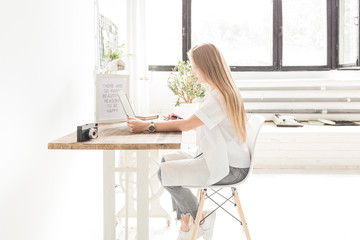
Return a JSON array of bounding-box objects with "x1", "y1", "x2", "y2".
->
[{"x1": 174, "y1": 102, "x2": 202, "y2": 119}]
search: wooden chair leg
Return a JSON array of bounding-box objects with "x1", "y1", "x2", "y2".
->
[
  {"x1": 196, "y1": 189, "x2": 201, "y2": 199},
  {"x1": 191, "y1": 189, "x2": 207, "y2": 240},
  {"x1": 232, "y1": 188, "x2": 251, "y2": 240}
]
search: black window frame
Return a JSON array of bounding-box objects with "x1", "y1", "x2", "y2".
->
[{"x1": 148, "y1": 0, "x2": 360, "y2": 72}]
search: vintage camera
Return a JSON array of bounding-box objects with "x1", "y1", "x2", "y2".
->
[{"x1": 77, "y1": 123, "x2": 98, "y2": 142}]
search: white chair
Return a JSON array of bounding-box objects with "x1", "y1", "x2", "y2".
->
[{"x1": 190, "y1": 115, "x2": 265, "y2": 240}]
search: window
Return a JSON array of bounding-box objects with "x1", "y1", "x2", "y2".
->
[
  {"x1": 192, "y1": 0, "x2": 273, "y2": 66},
  {"x1": 148, "y1": 0, "x2": 360, "y2": 71},
  {"x1": 282, "y1": 0, "x2": 328, "y2": 66},
  {"x1": 338, "y1": 0, "x2": 359, "y2": 66}
]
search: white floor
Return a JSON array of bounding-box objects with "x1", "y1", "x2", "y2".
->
[{"x1": 115, "y1": 171, "x2": 360, "y2": 240}]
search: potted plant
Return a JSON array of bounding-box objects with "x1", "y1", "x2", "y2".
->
[
  {"x1": 167, "y1": 60, "x2": 206, "y2": 117},
  {"x1": 103, "y1": 43, "x2": 131, "y2": 73}
]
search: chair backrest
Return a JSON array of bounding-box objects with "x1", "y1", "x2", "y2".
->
[{"x1": 238, "y1": 114, "x2": 265, "y2": 185}]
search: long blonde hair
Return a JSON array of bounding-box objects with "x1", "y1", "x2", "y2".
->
[{"x1": 188, "y1": 43, "x2": 247, "y2": 142}]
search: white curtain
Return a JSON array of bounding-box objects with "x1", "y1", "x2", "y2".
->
[{"x1": 127, "y1": 0, "x2": 149, "y2": 115}]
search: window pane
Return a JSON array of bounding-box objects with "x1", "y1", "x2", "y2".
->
[
  {"x1": 192, "y1": 0, "x2": 273, "y2": 66},
  {"x1": 339, "y1": 0, "x2": 359, "y2": 65},
  {"x1": 146, "y1": 0, "x2": 182, "y2": 65},
  {"x1": 282, "y1": 0, "x2": 327, "y2": 66}
]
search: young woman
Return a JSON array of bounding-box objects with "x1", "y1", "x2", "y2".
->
[{"x1": 127, "y1": 43, "x2": 250, "y2": 240}]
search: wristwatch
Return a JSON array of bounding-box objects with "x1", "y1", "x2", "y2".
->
[{"x1": 148, "y1": 121, "x2": 156, "y2": 133}]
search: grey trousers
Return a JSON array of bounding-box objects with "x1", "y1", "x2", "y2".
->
[{"x1": 157, "y1": 157, "x2": 249, "y2": 220}]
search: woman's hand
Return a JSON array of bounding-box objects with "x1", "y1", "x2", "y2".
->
[
  {"x1": 127, "y1": 117, "x2": 148, "y2": 133},
  {"x1": 163, "y1": 113, "x2": 183, "y2": 121}
]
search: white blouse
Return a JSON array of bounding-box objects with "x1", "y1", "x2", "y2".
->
[{"x1": 160, "y1": 90, "x2": 250, "y2": 187}]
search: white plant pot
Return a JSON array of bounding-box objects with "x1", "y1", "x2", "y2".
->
[{"x1": 174, "y1": 101, "x2": 202, "y2": 119}]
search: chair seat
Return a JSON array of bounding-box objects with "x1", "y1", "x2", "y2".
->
[{"x1": 184, "y1": 180, "x2": 246, "y2": 189}]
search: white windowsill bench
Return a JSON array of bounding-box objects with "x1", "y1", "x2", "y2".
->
[{"x1": 255, "y1": 122, "x2": 360, "y2": 171}]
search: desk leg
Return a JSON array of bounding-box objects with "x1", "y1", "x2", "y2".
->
[
  {"x1": 137, "y1": 150, "x2": 149, "y2": 240},
  {"x1": 103, "y1": 150, "x2": 116, "y2": 240}
]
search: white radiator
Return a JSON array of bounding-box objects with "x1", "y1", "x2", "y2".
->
[{"x1": 237, "y1": 79, "x2": 360, "y2": 121}]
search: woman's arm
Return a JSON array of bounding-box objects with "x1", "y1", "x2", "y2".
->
[{"x1": 127, "y1": 114, "x2": 204, "y2": 133}]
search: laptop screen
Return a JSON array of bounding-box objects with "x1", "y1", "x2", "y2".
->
[{"x1": 118, "y1": 92, "x2": 136, "y2": 118}]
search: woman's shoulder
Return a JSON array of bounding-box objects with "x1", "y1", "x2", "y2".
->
[{"x1": 207, "y1": 89, "x2": 223, "y2": 101}]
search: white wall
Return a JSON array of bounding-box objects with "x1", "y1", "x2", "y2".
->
[{"x1": 0, "y1": 1, "x2": 102, "y2": 240}]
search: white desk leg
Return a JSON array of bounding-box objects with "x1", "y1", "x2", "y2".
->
[
  {"x1": 103, "y1": 150, "x2": 116, "y2": 240},
  {"x1": 137, "y1": 150, "x2": 149, "y2": 240}
]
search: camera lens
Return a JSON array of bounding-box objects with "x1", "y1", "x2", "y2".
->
[{"x1": 88, "y1": 128, "x2": 98, "y2": 139}]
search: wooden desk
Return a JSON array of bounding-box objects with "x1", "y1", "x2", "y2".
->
[{"x1": 48, "y1": 122, "x2": 182, "y2": 240}]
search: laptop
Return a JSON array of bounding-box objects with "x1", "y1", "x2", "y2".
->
[
  {"x1": 118, "y1": 92, "x2": 159, "y2": 120},
  {"x1": 118, "y1": 92, "x2": 136, "y2": 118}
]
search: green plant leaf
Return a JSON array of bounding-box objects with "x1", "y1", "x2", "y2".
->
[{"x1": 167, "y1": 60, "x2": 206, "y2": 106}]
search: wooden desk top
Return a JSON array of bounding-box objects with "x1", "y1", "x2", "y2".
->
[{"x1": 48, "y1": 122, "x2": 182, "y2": 150}]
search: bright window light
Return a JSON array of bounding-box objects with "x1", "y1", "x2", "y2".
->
[
  {"x1": 192, "y1": 0, "x2": 273, "y2": 66},
  {"x1": 146, "y1": 0, "x2": 182, "y2": 65},
  {"x1": 282, "y1": 0, "x2": 328, "y2": 66}
]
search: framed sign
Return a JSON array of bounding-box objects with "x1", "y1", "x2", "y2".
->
[{"x1": 95, "y1": 74, "x2": 129, "y2": 123}]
